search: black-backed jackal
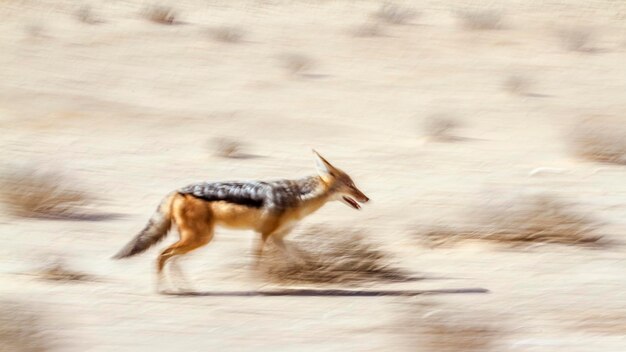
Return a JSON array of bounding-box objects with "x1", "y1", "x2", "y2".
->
[{"x1": 113, "y1": 151, "x2": 369, "y2": 292}]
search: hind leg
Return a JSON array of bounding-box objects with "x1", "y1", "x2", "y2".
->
[
  {"x1": 272, "y1": 236, "x2": 304, "y2": 265},
  {"x1": 168, "y1": 256, "x2": 194, "y2": 293},
  {"x1": 156, "y1": 196, "x2": 214, "y2": 294},
  {"x1": 157, "y1": 225, "x2": 214, "y2": 293}
]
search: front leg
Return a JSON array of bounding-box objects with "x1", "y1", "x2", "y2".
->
[
  {"x1": 270, "y1": 225, "x2": 306, "y2": 265},
  {"x1": 253, "y1": 225, "x2": 295, "y2": 267}
]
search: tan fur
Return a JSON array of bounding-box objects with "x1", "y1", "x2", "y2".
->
[{"x1": 114, "y1": 151, "x2": 369, "y2": 293}]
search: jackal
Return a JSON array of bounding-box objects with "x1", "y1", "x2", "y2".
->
[{"x1": 113, "y1": 150, "x2": 369, "y2": 291}]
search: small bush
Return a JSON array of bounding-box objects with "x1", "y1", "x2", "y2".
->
[
  {"x1": 456, "y1": 9, "x2": 504, "y2": 30},
  {"x1": 419, "y1": 193, "x2": 602, "y2": 247},
  {"x1": 209, "y1": 26, "x2": 245, "y2": 43},
  {"x1": 374, "y1": 3, "x2": 418, "y2": 25},
  {"x1": 279, "y1": 53, "x2": 315, "y2": 76},
  {"x1": 210, "y1": 137, "x2": 244, "y2": 158},
  {"x1": 75, "y1": 5, "x2": 101, "y2": 25},
  {"x1": 259, "y1": 226, "x2": 410, "y2": 285},
  {"x1": 352, "y1": 22, "x2": 384, "y2": 37},
  {"x1": 36, "y1": 259, "x2": 92, "y2": 282},
  {"x1": 0, "y1": 301, "x2": 50, "y2": 352},
  {"x1": 421, "y1": 114, "x2": 460, "y2": 141},
  {"x1": 145, "y1": 6, "x2": 177, "y2": 25},
  {"x1": 503, "y1": 75, "x2": 531, "y2": 95},
  {"x1": 569, "y1": 116, "x2": 626, "y2": 165},
  {"x1": 24, "y1": 23, "x2": 45, "y2": 39},
  {"x1": 558, "y1": 27, "x2": 594, "y2": 52},
  {"x1": 402, "y1": 306, "x2": 503, "y2": 352},
  {"x1": 0, "y1": 166, "x2": 90, "y2": 219}
]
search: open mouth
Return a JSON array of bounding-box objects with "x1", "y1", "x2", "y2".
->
[{"x1": 343, "y1": 196, "x2": 360, "y2": 210}]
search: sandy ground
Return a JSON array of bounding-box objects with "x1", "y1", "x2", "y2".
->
[{"x1": 1, "y1": 1, "x2": 626, "y2": 351}]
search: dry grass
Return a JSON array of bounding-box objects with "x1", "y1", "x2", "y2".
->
[
  {"x1": 571, "y1": 310, "x2": 626, "y2": 335},
  {"x1": 145, "y1": 6, "x2": 177, "y2": 25},
  {"x1": 75, "y1": 5, "x2": 101, "y2": 25},
  {"x1": 374, "y1": 3, "x2": 419, "y2": 25},
  {"x1": 36, "y1": 259, "x2": 92, "y2": 282},
  {"x1": 279, "y1": 53, "x2": 315, "y2": 76},
  {"x1": 210, "y1": 137, "x2": 244, "y2": 158},
  {"x1": 503, "y1": 75, "x2": 531, "y2": 96},
  {"x1": 352, "y1": 22, "x2": 384, "y2": 37},
  {"x1": 419, "y1": 193, "x2": 602, "y2": 247},
  {"x1": 0, "y1": 166, "x2": 91, "y2": 219},
  {"x1": 259, "y1": 226, "x2": 411, "y2": 285},
  {"x1": 568, "y1": 116, "x2": 626, "y2": 165},
  {"x1": 558, "y1": 26, "x2": 594, "y2": 52},
  {"x1": 421, "y1": 114, "x2": 460, "y2": 141},
  {"x1": 208, "y1": 26, "x2": 245, "y2": 43},
  {"x1": 24, "y1": 23, "x2": 45, "y2": 39},
  {"x1": 0, "y1": 301, "x2": 49, "y2": 352},
  {"x1": 456, "y1": 9, "x2": 504, "y2": 30},
  {"x1": 403, "y1": 306, "x2": 503, "y2": 352}
]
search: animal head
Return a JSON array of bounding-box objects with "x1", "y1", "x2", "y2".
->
[{"x1": 313, "y1": 150, "x2": 369, "y2": 210}]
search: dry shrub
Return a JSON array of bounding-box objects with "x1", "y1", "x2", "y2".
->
[
  {"x1": 36, "y1": 259, "x2": 91, "y2": 282},
  {"x1": 279, "y1": 53, "x2": 315, "y2": 76},
  {"x1": 558, "y1": 26, "x2": 594, "y2": 52},
  {"x1": 24, "y1": 23, "x2": 45, "y2": 39},
  {"x1": 571, "y1": 310, "x2": 626, "y2": 335},
  {"x1": 421, "y1": 114, "x2": 460, "y2": 141},
  {"x1": 0, "y1": 166, "x2": 90, "y2": 219},
  {"x1": 503, "y1": 75, "x2": 531, "y2": 96},
  {"x1": 352, "y1": 22, "x2": 384, "y2": 37},
  {"x1": 75, "y1": 5, "x2": 101, "y2": 25},
  {"x1": 259, "y1": 226, "x2": 410, "y2": 285},
  {"x1": 569, "y1": 116, "x2": 626, "y2": 165},
  {"x1": 420, "y1": 193, "x2": 602, "y2": 247},
  {"x1": 408, "y1": 308, "x2": 503, "y2": 352},
  {"x1": 210, "y1": 137, "x2": 244, "y2": 158},
  {"x1": 145, "y1": 6, "x2": 177, "y2": 25},
  {"x1": 209, "y1": 26, "x2": 245, "y2": 43},
  {"x1": 374, "y1": 3, "x2": 418, "y2": 25},
  {"x1": 456, "y1": 9, "x2": 504, "y2": 30},
  {"x1": 0, "y1": 301, "x2": 50, "y2": 352}
]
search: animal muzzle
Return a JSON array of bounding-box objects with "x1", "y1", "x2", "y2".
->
[{"x1": 342, "y1": 190, "x2": 369, "y2": 210}]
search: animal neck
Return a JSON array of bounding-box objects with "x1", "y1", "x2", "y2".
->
[{"x1": 295, "y1": 176, "x2": 333, "y2": 217}]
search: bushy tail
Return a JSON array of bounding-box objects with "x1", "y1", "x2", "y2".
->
[{"x1": 112, "y1": 194, "x2": 176, "y2": 259}]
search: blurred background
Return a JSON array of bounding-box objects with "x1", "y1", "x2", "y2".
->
[{"x1": 1, "y1": 1, "x2": 625, "y2": 351}]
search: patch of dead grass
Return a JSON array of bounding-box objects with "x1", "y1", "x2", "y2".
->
[
  {"x1": 568, "y1": 116, "x2": 626, "y2": 165},
  {"x1": 210, "y1": 137, "x2": 244, "y2": 158},
  {"x1": 456, "y1": 9, "x2": 504, "y2": 30},
  {"x1": 0, "y1": 301, "x2": 50, "y2": 352},
  {"x1": 571, "y1": 310, "x2": 626, "y2": 335},
  {"x1": 75, "y1": 5, "x2": 101, "y2": 25},
  {"x1": 402, "y1": 305, "x2": 504, "y2": 352},
  {"x1": 144, "y1": 5, "x2": 177, "y2": 25},
  {"x1": 0, "y1": 166, "x2": 91, "y2": 219},
  {"x1": 259, "y1": 226, "x2": 411, "y2": 285},
  {"x1": 503, "y1": 74, "x2": 531, "y2": 96},
  {"x1": 278, "y1": 53, "x2": 315, "y2": 76},
  {"x1": 419, "y1": 193, "x2": 602, "y2": 248},
  {"x1": 352, "y1": 21, "x2": 385, "y2": 37},
  {"x1": 208, "y1": 25, "x2": 245, "y2": 43},
  {"x1": 558, "y1": 26, "x2": 594, "y2": 52},
  {"x1": 374, "y1": 3, "x2": 419, "y2": 25},
  {"x1": 36, "y1": 259, "x2": 92, "y2": 282},
  {"x1": 421, "y1": 114, "x2": 461, "y2": 141}
]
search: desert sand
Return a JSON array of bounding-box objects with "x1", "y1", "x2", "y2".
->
[{"x1": 1, "y1": 1, "x2": 625, "y2": 351}]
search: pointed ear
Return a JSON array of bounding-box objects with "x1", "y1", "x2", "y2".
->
[{"x1": 312, "y1": 149, "x2": 335, "y2": 177}]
